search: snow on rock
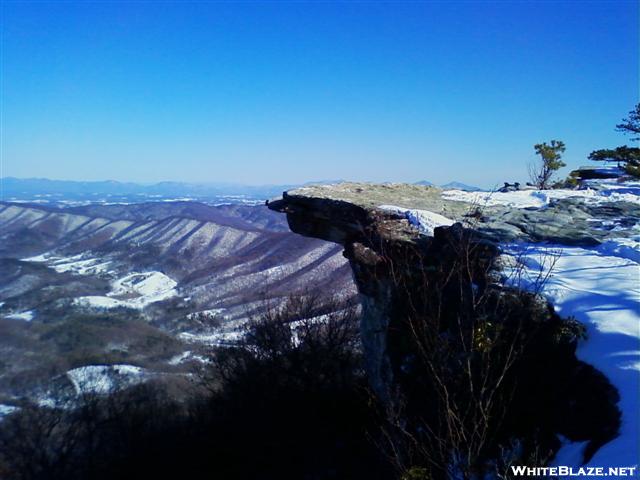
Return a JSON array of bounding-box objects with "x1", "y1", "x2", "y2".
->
[
  {"x1": 442, "y1": 184, "x2": 640, "y2": 208},
  {"x1": 379, "y1": 205, "x2": 454, "y2": 236},
  {"x1": 66, "y1": 365, "x2": 146, "y2": 395},
  {"x1": 508, "y1": 243, "x2": 639, "y2": 469}
]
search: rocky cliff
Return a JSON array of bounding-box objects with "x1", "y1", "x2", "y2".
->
[
  {"x1": 267, "y1": 183, "x2": 636, "y2": 400},
  {"x1": 268, "y1": 184, "x2": 486, "y2": 399}
]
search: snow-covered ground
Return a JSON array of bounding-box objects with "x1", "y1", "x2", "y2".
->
[
  {"x1": 442, "y1": 182, "x2": 640, "y2": 208},
  {"x1": 179, "y1": 329, "x2": 244, "y2": 345},
  {"x1": 511, "y1": 242, "x2": 639, "y2": 469},
  {"x1": 66, "y1": 364, "x2": 147, "y2": 395},
  {"x1": 75, "y1": 271, "x2": 178, "y2": 310}
]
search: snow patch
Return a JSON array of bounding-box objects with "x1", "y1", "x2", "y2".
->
[
  {"x1": 5, "y1": 310, "x2": 35, "y2": 321},
  {"x1": 179, "y1": 330, "x2": 243, "y2": 346},
  {"x1": 168, "y1": 351, "x2": 192, "y2": 365},
  {"x1": 442, "y1": 184, "x2": 640, "y2": 208},
  {"x1": 167, "y1": 351, "x2": 210, "y2": 365},
  {"x1": 74, "y1": 296, "x2": 130, "y2": 309},
  {"x1": 0, "y1": 404, "x2": 18, "y2": 418}
]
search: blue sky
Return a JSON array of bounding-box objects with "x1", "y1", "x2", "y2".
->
[{"x1": 1, "y1": 1, "x2": 638, "y2": 188}]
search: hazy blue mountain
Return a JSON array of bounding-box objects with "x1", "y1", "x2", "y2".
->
[
  {"x1": 440, "y1": 181, "x2": 482, "y2": 191},
  {"x1": 0, "y1": 178, "x2": 353, "y2": 205},
  {"x1": 414, "y1": 180, "x2": 481, "y2": 191},
  {"x1": 0, "y1": 177, "x2": 299, "y2": 205},
  {"x1": 0, "y1": 177, "x2": 483, "y2": 206}
]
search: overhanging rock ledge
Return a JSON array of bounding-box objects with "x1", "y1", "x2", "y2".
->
[{"x1": 266, "y1": 182, "x2": 639, "y2": 400}]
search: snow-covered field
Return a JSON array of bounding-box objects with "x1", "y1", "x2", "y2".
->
[
  {"x1": 23, "y1": 253, "x2": 114, "y2": 276},
  {"x1": 75, "y1": 271, "x2": 178, "y2": 310},
  {"x1": 511, "y1": 243, "x2": 639, "y2": 469}
]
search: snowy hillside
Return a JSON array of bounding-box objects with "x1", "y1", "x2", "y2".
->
[{"x1": 0, "y1": 201, "x2": 355, "y2": 403}]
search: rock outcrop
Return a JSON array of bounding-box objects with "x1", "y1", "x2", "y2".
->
[
  {"x1": 267, "y1": 182, "x2": 636, "y2": 399},
  {"x1": 268, "y1": 182, "x2": 640, "y2": 246}
]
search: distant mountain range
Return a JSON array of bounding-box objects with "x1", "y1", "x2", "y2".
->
[
  {"x1": 414, "y1": 180, "x2": 482, "y2": 191},
  {"x1": 0, "y1": 177, "x2": 298, "y2": 201},
  {"x1": 0, "y1": 177, "x2": 354, "y2": 206},
  {"x1": 0, "y1": 177, "x2": 482, "y2": 207}
]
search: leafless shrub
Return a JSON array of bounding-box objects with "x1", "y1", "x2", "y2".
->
[
  {"x1": 370, "y1": 219, "x2": 587, "y2": 479},
  {"x1": 200, "y1": 291, "x2": 361, "y2": 392}
]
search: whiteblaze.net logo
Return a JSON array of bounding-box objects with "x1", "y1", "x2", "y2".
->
[{"x1": 510, "y1": 466, "x2": 638, "y2": 477}]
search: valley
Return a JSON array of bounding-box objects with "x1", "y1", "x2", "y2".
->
[{"x1": 0, "y1": 200, "x2": 355, "y2": 403}]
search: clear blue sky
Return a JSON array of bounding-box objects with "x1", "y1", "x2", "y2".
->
[{"x1": 1, "y1": 1, "x2": 638, "y2": 188}]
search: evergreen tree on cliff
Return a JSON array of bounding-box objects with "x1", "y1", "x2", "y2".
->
[
  {"x1": 616, "y1": 103, "x2": 640, "y2": 141},
  {"x1": 530, "y1": 140, "x2": 566, "y2": 189},
  {"x1": 589, "y1": 104, "x2": 640, "y2": 178}
]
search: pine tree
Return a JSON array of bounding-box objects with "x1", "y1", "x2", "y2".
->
[{"x1": 530, "y1": 140, "x2": 566, "y2": 189}]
